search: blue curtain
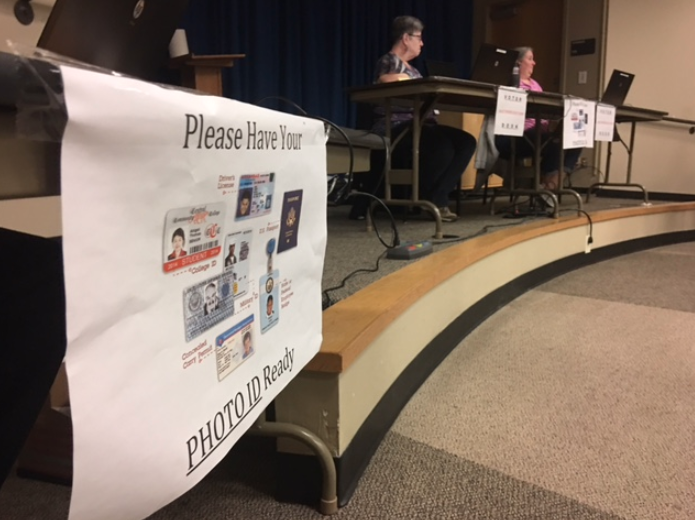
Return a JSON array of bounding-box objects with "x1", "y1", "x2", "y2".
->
[{"x1": 183, "y1": 1, "x2": 473, "y2": 127}]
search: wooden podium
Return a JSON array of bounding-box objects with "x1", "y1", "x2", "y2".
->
[{"x1": 171, "y1": 54, "x2": 246, "y2": 96}]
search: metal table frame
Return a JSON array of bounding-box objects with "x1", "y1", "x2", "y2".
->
[
  {"x1": 586, "y1": 106, "x2": 668, "y2": 204},
  {"x1": 350, "y1": 78, "x2": 584, "y2": 238}
]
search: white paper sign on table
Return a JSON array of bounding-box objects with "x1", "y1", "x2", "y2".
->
[
  {"x1": 494, "y1": 86, "x2": 528, "y2": 137},
  {"x1": 595, "y1": 103, "x2": 617, "y2": 142},
  {"x1": 59, "y1": 65, "x2": 327, "y2": 520},
  {"x1": 563, "y1": 97, "x2": 596, "y2": 149}
]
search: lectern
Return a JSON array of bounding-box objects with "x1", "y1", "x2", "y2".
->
[{"x1": 171, "y1": 53, "x2": 246, "y2": 96}]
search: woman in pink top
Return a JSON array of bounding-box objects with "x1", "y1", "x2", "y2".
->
[{"x1": 495, "y1": 47, "x2": 582, "y2": 193}]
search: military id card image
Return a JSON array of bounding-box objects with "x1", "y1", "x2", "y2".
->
[
  {"x1": 235, "y1": 173, "x2": 275, "y2": 221},
  {"x1": 223, "y1": 229, "x2": 253, "y2": 297},
  {"x1": 215, "y1": 315, "x2": 255, "y2": 381},
  {"x1": 163, "y1": 202, "x2": 225, "y2": 273},
  {"x1": 277, "y1": 189, "x2": 303, "y2": 253},
  {"x1": 183, "y1": 272, "x2": 234, "y2": 342},
  {"x1": 259, "y1": 270, "x2": 280, "y2": 334}
]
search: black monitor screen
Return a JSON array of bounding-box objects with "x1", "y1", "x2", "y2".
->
[{"x1": 38, "y1": 0, "x2": 189, "y2": 81}]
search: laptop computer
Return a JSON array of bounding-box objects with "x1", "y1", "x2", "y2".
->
[
  {"x1": 601, "y1": 69, "x2": 635, "y2": 107},
  {"x1": 38, "y1": 0, "x2": 190, "y2": 81},
  {"x1": 470, "y1": 44, "x2": 519, "y2": 85},
  {"x1": 425, "y1": 60, "x2": 460, "y2": 79}
]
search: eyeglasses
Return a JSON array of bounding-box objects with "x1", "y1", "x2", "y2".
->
[{"x1": 408, "y1": 33, "x2": 423, "y2": 40}]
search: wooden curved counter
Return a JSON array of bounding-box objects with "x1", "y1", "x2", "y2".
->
[
  {"x1": 274, "y1": 202, "x2": 695, "y2": 507},
  {"x1": 311, "y1": 202, "x2": 695, "y2": 374}
]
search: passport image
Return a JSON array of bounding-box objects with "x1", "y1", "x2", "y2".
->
[{"x1": 277, "y1": 189, "x2": 303, "y2": 253}]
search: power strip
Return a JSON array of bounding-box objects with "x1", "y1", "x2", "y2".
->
[{"x1": 386, "y1": 240, "x2": 433, "y2": 260}]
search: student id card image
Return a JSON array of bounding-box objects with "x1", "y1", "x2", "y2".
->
[
  {"x1": 259, "y1": 270, "x2": 279, "y2": 334},
  {"x1": 163, "y1": 202, "x2": 225, "y2": 273}
]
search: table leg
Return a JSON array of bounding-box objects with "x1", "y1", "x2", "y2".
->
[
  {"x1": 411, "y1": 97, "x2": 421, "y2": 202},
  {"x1": 366, "y1": 98, "x2": 442, "y2": 239},
  {"x1": 384, "y1": 102, "x2": 393, "y2": 201},
  {"x1": 627, "y1": 121, "x2": 636, "y2": 183},
  {"x1": 406, "y1": 97, "x2": 442, "y2": 238},
  {"x1": 506, "y1": 116, "x2": 559, "y2": 218},
  {"x1": 535, "y1": 121, "x2": 559, "y2": 218},
  {"x1": 586, "y1": 121, "x2": 649, "y2": 204},
  {"x1": 557, "y1": 121, "x2": 583, "y2": 215}
]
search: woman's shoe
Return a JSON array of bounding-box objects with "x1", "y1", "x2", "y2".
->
[
  {"x1": 542, "y1": 170, "x2": 559, "y2": 191},
  {"x1": 438, "y1": 207, "x2": 459, "y2": 222},
  {"x1": 537, "y1": 193, "x2": 556, "y2": 214},
  {"x1": 348, "y1": 202, "x2": 367, "y2": 220}
]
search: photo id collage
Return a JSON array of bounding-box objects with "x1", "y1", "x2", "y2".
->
[{"x1": 161, "y1": 173, "x2": 304, "y2": 381}]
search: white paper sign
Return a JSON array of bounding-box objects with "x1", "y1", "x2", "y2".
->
[
  {"x1": 494, "y1": 86, "x2": 528, "y2": 136},
  {"x1": 563, "y1": 98, "x2": 596, "y2": 149},
  {"x1": 59, "y1": 66, "x2": 327, "y2": 520},
  {"x1": 594, "y1": 103, "x2": 617, "y2": 142}
]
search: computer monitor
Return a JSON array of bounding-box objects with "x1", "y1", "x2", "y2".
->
[
  {"x1": 425, "y1": 60, "x2": 460, "y2": 79},
  {"x1": 470, "y1": 44, "x2": 519, "y2": 85},
  {"x1": 37, "y1": 0, "x2": 190, "y2": 81},
  {"x1": 601, "y1": 69, "x2": 635, "y2": 107}
]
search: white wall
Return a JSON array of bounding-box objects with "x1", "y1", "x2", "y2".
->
[
  {"x1": 562, "y1": 0, "x2": 605, "y2": 99},
  {"x1": 605, "y1": 0, "x2": 695, "y2": 194},
  {"x1": 562, "y1": 0, "x2": 606, "y2": 187}
]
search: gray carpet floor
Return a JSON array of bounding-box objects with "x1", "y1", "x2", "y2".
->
[{"x1": 2, "y1": 197, "x2": 694, "y2": 519}]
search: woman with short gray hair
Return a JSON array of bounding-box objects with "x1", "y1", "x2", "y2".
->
[{"x1": 368, "y1": 16, "x2": 477, "y2": 222}]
